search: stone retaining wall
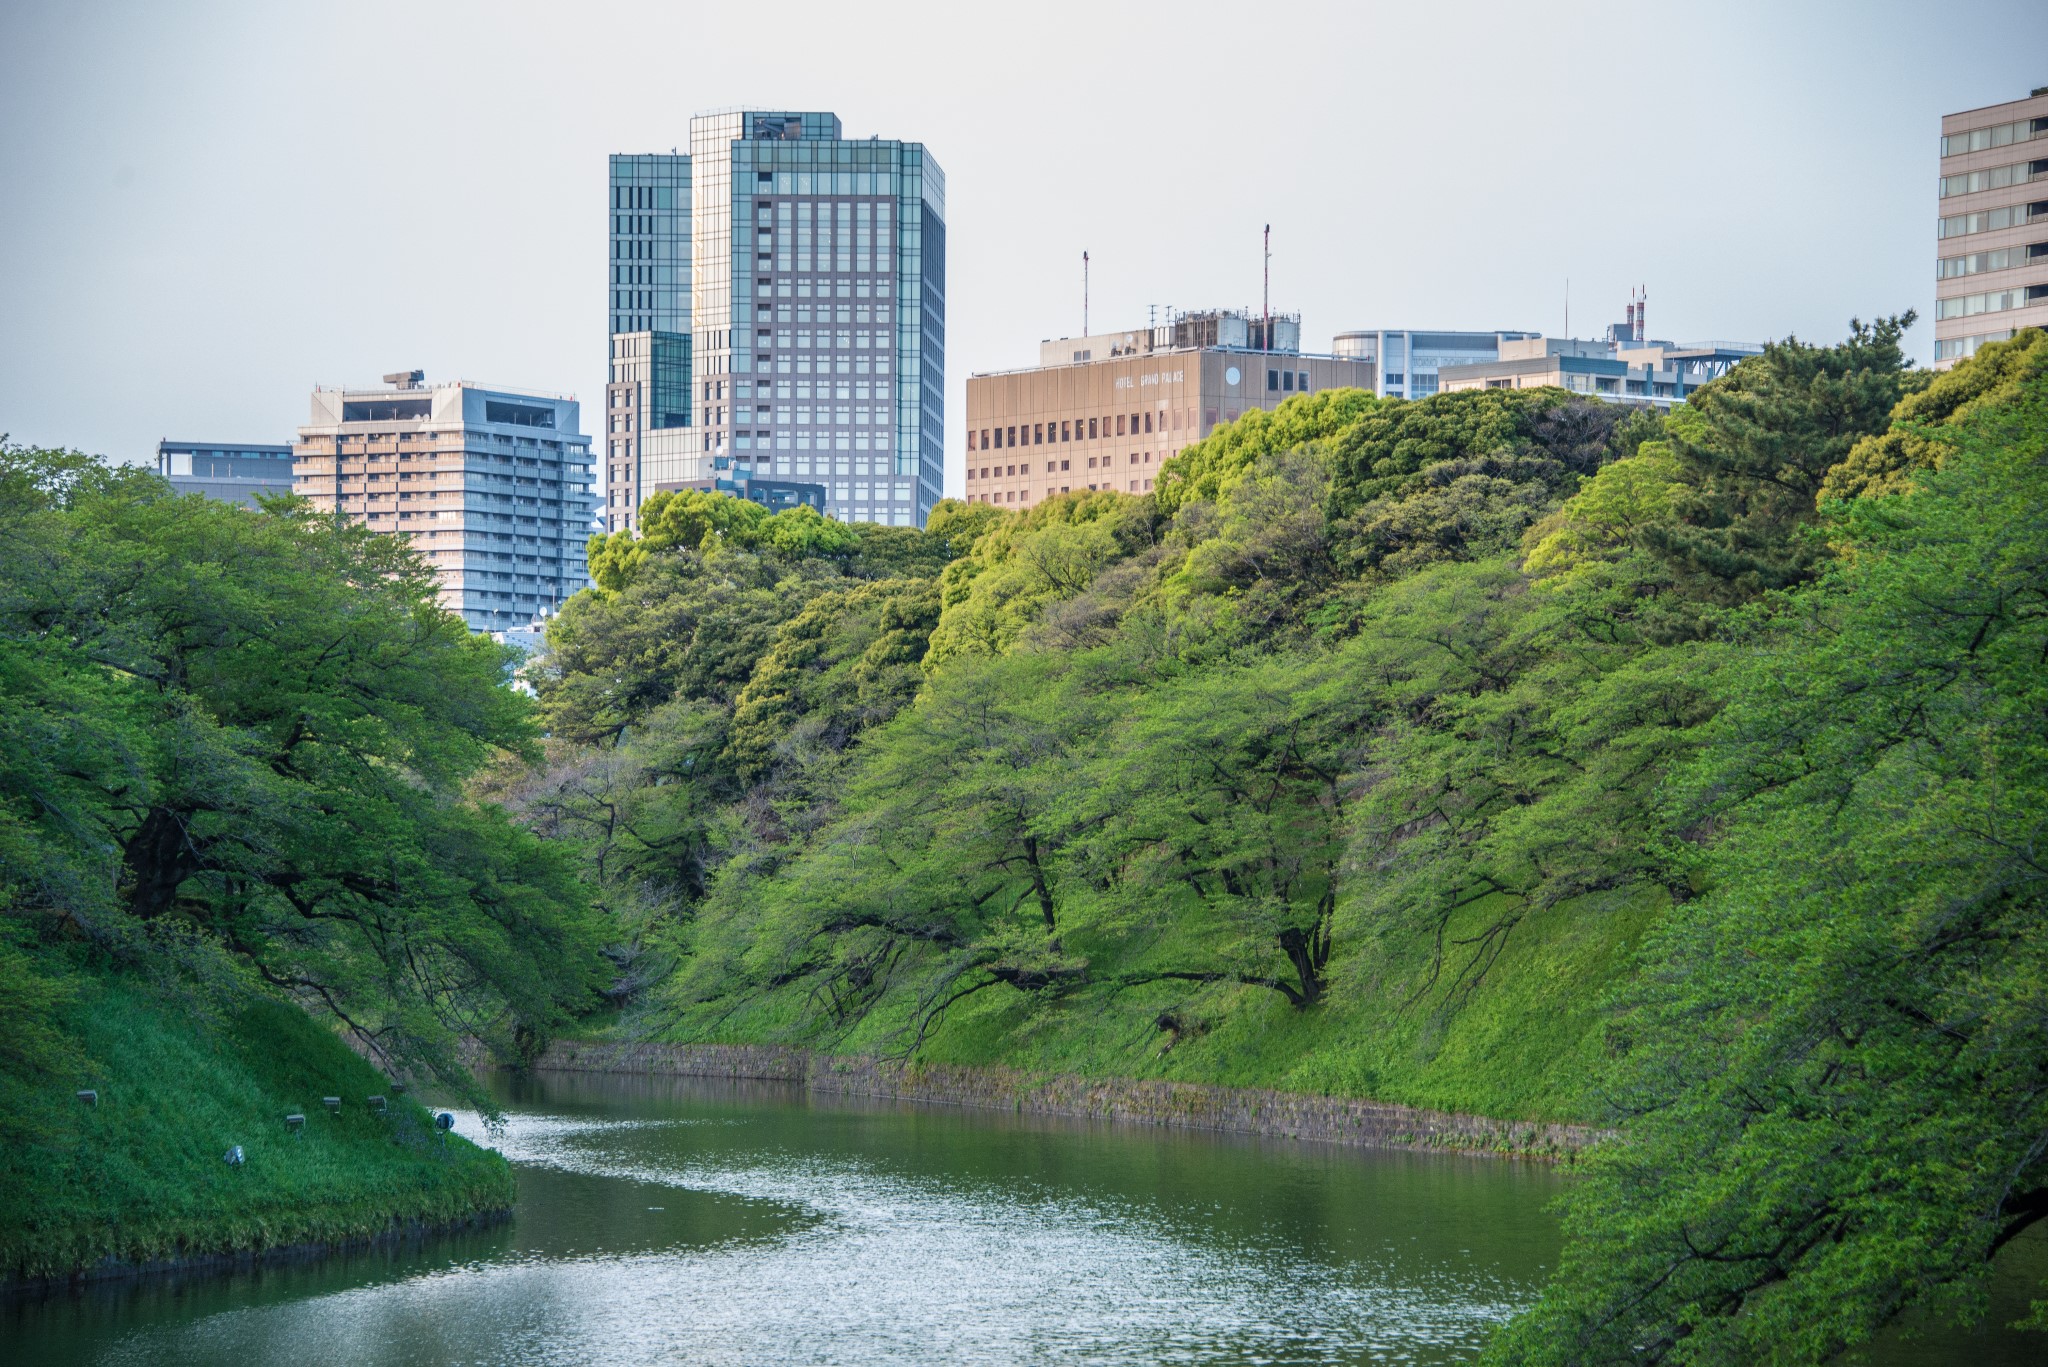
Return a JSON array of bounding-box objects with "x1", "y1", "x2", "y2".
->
[{"x1": 528, "y1": 1040, "x2": 1607, "y2": 1160}]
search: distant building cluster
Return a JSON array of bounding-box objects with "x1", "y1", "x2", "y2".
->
[{"x1": 153, "y1": 86, "x2": 2042, "y2": 618}]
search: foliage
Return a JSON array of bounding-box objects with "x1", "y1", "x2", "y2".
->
[
  {"x1": 1487, "y1": 360, "x2": 2048, "y2": 1365},
  {"x1": 0, "y1": 445, "x2": 607, "y2": 1089},
  {"x1": 1639, "y1": 315, "x2": 1918, "y2": 601},
  {"x1": 1820, "y1": 325, "x2": 2047, "y2": 502}
]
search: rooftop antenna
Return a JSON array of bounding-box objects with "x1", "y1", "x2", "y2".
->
[
  {"x1": 1637, "y1": 282, "x2": 1647, "y2": 343},
  {"x1": 1262, "y1": 224, "x2": 1271, "y2": 351},
  {"x1": 1082, "y1": 251, "x2": 1090, "y2": 336}
]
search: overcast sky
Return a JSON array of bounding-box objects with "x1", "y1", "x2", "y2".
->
[{"x1": 3, "y1": 0, "x2": 2044, "y2": 495}]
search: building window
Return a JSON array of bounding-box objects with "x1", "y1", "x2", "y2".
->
[
  {"x1": 967, "y1": 430, "x2": 977, "y2": 451},
  {"x1": 1060, "y1": 460, "x2": 1070, "y2": 471},
  {"x1": 1298, "y1": 372, "x2": 1309, "y2": 391},
  {"x1": 1060, "y1": 421, "x2": 1070, "y2": 441},
  {"x1": 1088, "y1": 418, "x2": 1098, "y2": 439},
  {"x1": 1267, "y1": 368, "x2": 1280, "y2": 391},
  {"x1": 1116, "y1": 414, "x2": 1125, "y2": 436},
  {"x1": 1007, "y1": 426, "x2": 1017, "y2": 447}
]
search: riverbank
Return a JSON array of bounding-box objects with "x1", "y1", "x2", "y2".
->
[
  {"x1": 0, "y1": 970, "x2": 515, "y2": 1291},
  {"x1": 518, "y1": 1039, "x2": 1610, "y2": 1159}
]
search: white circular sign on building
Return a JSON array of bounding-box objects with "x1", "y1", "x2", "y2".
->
[{"x1": 1224, "y1": 367, "x2": 1241, "y2": 386}]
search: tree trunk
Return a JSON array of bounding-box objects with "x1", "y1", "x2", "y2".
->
[{"x1": 123, "y1": 806, "x2": 199, "y2": 921}]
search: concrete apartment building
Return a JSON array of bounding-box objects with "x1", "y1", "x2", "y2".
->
[
  {"x1": 963, "y1": 309, "x2": 1374, "y2": 509},
  {"x1": 155, "y1": 440, "x2": 294, "y2": 505},
  {"x1": 604, "y1": 110, "x2": 946, "y2": 530},
  {"x1": 1332, "y1": 329, "x2": 1537, "y2": 400},
  {"x1": 1934, "y1": 85, "x2": 2048, "y2": 367},
  {"x1": 294, "y1": 371, "x2": 595, "y2": 632}
]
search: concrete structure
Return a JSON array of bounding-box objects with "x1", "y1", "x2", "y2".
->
[
  {"x1": 155, "y1": 440, "x2": 295, "y2": 505},
  {"x1": 964, "y1": 308, "x2": 1375, "y2": 510},
  {"x1": 1934, "y1": 86, "x2": 2048, "y2": 367},
  {"x1": 1333, "y1": 328, "x2": 1538, "y2": 400},
  {"x1": 294, "y1": 371, "x2": 595, "y2": 632},
  {"x1": 1438, "y1": 334, "x2": 1762, "y2": 407},
  {"x1": 605, "y1": 110, "x2": 945, "y2": 530}
]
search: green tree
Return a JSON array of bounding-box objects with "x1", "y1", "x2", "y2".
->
[
  {"x1": 1640, "y1": 315, "x2": 1920, "y2": 601},
  {"x1": 0, "y1": 446, "x2": 608, "y2": 1083},
  {"x1": 1487, "y1": 369, "x2": 2048, "y2": 1366}
]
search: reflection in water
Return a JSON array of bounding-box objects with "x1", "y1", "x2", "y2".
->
[{"x1": 5, "y1": 1070, "x2": 2040, "y2": 1365}]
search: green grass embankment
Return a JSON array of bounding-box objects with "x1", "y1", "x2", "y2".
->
[
  {"x1": 0, "y1": 967, "x2": 513, "y2": 1285},
  {"x1": 646, "y1": 887, "x2": 1660, "y2": 1127}
]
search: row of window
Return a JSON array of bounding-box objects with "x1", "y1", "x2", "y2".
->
[
  {"x1": 749, "y1": 330, "x2": 889, "y2": 350},
  {"x1": 1934, "y1": 328, "x2": 2018, "y2": 361},
  {"x1": 1941, "y1": 116, "x2": 2048, "y2": 158},
  {"x1": 1267, "y1": 369, "x2": 1311, "y2": 392},
  {"x1": 1939, "y1": 157, "x2": 2048, "y2": 198},
  {"x1": 1938, "y1": 200, "x2": 2048, "y2": 239},
  {"x1": 966, "y1": 478, "x2": 1155, "y2": 506},
  {"x1": 1935, "y1": 283, "x2": 2048, "y2": 320},
  {"x1": 971, "y1": 411, "x2": 1180, "y2": 450},
  {"x1": 971, "y1": 451, "x2": 1161, "y2": 481},
  {"x1": 1936, "y1": 241, "x2": 2048, "y2": 278},
  {"x1": 759, "y1": 303, "x2": 891, "y2": 325}
]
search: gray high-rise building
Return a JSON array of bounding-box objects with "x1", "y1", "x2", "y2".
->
[
  {"x1": 155, "y1": 439, "x2": 295, "y2": 505},
  {"x1": 604, "y1": 110, "x2": 945, "y2": 531}
]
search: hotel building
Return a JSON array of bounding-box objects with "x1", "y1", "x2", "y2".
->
[
  {"x1": 963, "y1": 310, "x2": 1374, "y2": 510},
  {"x1": 1934, "y1": 86, "x2": 2048, "y2": 367},
  {"x1": 294, "y1": 371, "x2": 595, "y2": 632},
  {"x1": 605, "y1": 110, "x2": 945, "y2": 529}
]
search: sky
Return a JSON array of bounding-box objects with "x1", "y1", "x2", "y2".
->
[{"x1": 2, "y1": 0, "x2": 2045, "y2": 497}]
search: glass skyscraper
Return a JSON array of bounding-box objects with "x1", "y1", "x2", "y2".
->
[{"x1": 604, "y1": 110, "x2": 945, "y2": 532}]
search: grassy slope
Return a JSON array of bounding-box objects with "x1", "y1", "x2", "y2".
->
[
  {"x1": 0, "y1": 969, "x2": 513, "y2": 1282},
  {"x1": 653, "y1": 888, "x2": 1660, "y2": 1126}
]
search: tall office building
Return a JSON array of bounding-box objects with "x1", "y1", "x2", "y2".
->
[
  {"x1": 963, "y1": 309, "x2": 1374, "y2": 510},
  {"x1": 604, "y1": 153, "x2": 692, "y2": 533},
  {"x1": 606, "y1": 110, "x2": 946, "y2": 529},
  {"x1": 294, "y1": 371, "x2": 595, "y2": 632},
  {"x1": 1934, "y1": 86, "x2": 2048, "y2": 367},
  {"x1": 155, "y1": 439, "x2": 295, "y2": 505}
]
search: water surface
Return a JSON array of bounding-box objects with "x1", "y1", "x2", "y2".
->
[{"x1": 6, "y1": 1070, "x2": 2041, "y2": 1365}]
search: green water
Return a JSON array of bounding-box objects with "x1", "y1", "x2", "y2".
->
[{"x1": 5, "y1": 1070, "x2": 2042, "y2": 1365}]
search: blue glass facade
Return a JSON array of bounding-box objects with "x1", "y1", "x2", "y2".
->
[{"x1": 607, "y1": 110, "x2": 943, "y2": 530}]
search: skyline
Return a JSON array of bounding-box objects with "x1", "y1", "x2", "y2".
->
[{"x1": 3, "y1": 0, "x2": 2046, "y2": 499}]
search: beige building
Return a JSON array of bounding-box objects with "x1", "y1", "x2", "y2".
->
[
  {"x1": 1935, "y1": 86, "x2": 2048, "y2": 367},
  {"x1": 964, "y1": 310, "x2": 1374, "y2": 509},
  {"x1": 294, "y1": 371, "x2": 594, "y2": 632}
]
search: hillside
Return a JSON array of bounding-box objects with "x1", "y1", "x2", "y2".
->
[{"x1": 517, "y1": 319, "x2": 2048, "y2": 1363}]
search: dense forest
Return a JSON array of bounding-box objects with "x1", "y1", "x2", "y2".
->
[{"x1": 5, "y1": 319, "x2": 2046, "y2": 1361}]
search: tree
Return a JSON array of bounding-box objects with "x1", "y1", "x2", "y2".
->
[
  {"x1": 1487, "y1": 369, "x2": 2048, "y2": 1366},
  {"x1": 1639, "y1": 315, "x2": 1919, "y2": 602},
  {"x1": 0, "y1": 446, "x2": 608, "y2": 1083}
]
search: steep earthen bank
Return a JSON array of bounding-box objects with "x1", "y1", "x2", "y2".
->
[{"x1": 523, "y1": 1040, "x2": 1610, "y2": 1159}]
